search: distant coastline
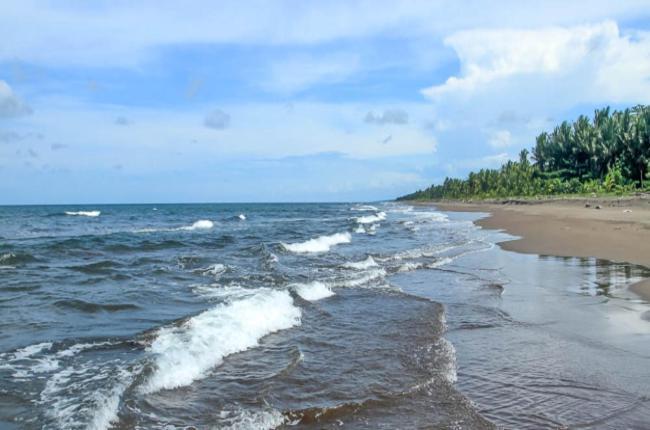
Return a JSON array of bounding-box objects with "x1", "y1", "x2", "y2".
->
[{"x1": 415, "y1": 196, "x2": 650, "y2": 301}]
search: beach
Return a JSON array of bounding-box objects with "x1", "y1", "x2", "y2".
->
[{"x1": 434, "y1": 197, "x2": 650, "y2": 301}]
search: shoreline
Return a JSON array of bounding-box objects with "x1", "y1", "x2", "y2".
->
[{"x1": 427, "y1": 198, "x2": 650, "y2": 301}]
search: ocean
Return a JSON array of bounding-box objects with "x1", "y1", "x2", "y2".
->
[{"x1": 0, "y1": 203, "x2": 649, "y2": 429}]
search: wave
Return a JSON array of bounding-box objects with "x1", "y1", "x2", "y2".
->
[
  {"x1": 343, "y1": 256, "x2": 378, "y2": 270},
  {"x1": 68, "y1": 260, "x2": 122, "y2": 274},
  {"x1": 133, "y1": 219, "x2": 215, "y2": 233},
  {"x1": 65, "y1": 210, "x2": 101, "y2": 217},
  {"x1": 0, "y1": 252, "x2": 36, "y2": 265},
  {"x1": 337, "y1": 267, "x2": 387, "y2": 288},
  {"x1": 197, "y1": 263, "x2": 228, "y2": 276},
  {"x1": 292, "y1": 281, "x2": 335, "y2": 301},
  {"x1": 53, "y1": 299, "x2": 140, "y2": 313},
  {"x1": 180, "y1": 219, "x2": 214, "y2": 231},
  {"x1": 282, "y1": 232, "x2": 351, "y2": 254},
  {"x1": 141, "y1": 288, "x2": 301, "y2": 393},
  {"x1": 238, "y1": 213, "x2": 246, "y2": 221},
  {"x1": 220, "y1": 407, "x2": 286, "y2": 430},
  {"x1": 355, "y1": 211, "x2": 386, "y2": 224},
  {"x1": 351, "y1": 204, "x2": 379, "y2": 211}
]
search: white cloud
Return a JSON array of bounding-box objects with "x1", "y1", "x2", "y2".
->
[
  {"x1": 0, "y1": 80, "x2": 32, "y2": 118},
  {"x1": 2, "y1": 2, "x2": 648, "y2": 67},
  {"x1": 488, "y1": 130, "x2": 512, "y2": 148},
  {"x1": 422, "y1": 21, "x2": 650, "y2": 104}
]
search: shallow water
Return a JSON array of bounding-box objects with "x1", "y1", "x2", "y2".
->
[{"x1": 0, "y1": 203, "x2": 648, "y2": 429}]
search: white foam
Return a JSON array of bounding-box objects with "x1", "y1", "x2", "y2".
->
[
  {"x1": 282, "y1": 232, "x2": 351, "y2": 254},
  {"x1": 220, "y1": 407, "x2": 286, "y2": 430},
  {"x1": 292, "y1": 281, "x2": 335, "y2": 301},
  {"x1": 181, "y1": 219, "x2": 214, "y2": 230},
  {"x1": 65, "y1": 210, "x2": 101, "y2": 217},
  {"x1": 355, "y1": 211, "x2": 386, "y2": 224},
  {"x1": 238, "y1": 213, "x2": 246, "y2": 220},
  {"x1": 10, "y1": 342, "x2": 52, "y2": 360},
  {"x1": 199, "y1": 263, "x2": 227, "y2": 276},
  {"x1": 397, "y1": 262, "x2": 424, "y2": 272},
  {"x1": 437, "y1": 337, "x2": 457, "y2": 384},
  {"x1": 351, "y1": 204, "x2": 379, "y2": 211},
  {"x1": 343, "y1": 256, "x2": 378, "y2": 270},
  {"x1": 354, "y1": 224, "x2": 366, "y2": 234},
  {"x1": 0, "y1": 252, "x2": 15, "y2": 263},
  {"x1": 192, "y1": 283, "x2": 256, "y2": 301},
  {"x1": 338, "y1": 268, "x2": 387, "y2": 288},
  {"x1": 427, "y1": 257, "x2": 454, "y2": 268},
  {"x1": 141, "y1": 289, "x2": 301, "y2": 393}
]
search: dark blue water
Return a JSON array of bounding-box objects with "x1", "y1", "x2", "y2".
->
[{"x1": 1, "y1": 203, "x2": 649, "y2": 429}]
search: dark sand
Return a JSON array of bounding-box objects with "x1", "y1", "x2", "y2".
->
[{"x1": 432, "y1": 197, "x2": 650, "y2": 301}]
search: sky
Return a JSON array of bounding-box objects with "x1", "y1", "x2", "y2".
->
[{"x1": 2, "y1": 1, "x2": 650, "y2": 204}]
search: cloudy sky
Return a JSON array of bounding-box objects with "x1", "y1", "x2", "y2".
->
[{"x1": 2, "y1": 1, "x2": 650, "y2": 203}]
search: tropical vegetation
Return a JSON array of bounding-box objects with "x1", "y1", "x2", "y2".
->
[{"x1": 398, "y1": 106, "x2": 650, "y2": 201}]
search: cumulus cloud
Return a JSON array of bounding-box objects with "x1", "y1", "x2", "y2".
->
[
  {"x1": 0, "y1": 80, "x2": 32, "y2": 118},
  {"x1": 365, "y1": 109, "x2": 409, "y2": 125},
  {"x1": 204, "y1": 109, "x2": 231, "y2": 129},
  {"x1": 421, "y1": 21, "x2": 650, "y2": 105},
  {"x1": 488, "y1": 130, "x2": 513, "y2": 148}
]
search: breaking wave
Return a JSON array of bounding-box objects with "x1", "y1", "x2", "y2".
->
[
  {"x1": 355, "y1": 211, "x2": 386, "y2": 224},
  {"x1": 282, "y1": 232, "x2": 351, "y2": 254},
  {"x1": 65, "y1": 210, "x2": 101, "y2": 217},
  {"x1": 292, "y1": 281, "x2": 335, "y2": 301},
  {"x1": 343, "y1": 256, "x2": 379, "y2": 270},
  {"x1": 141, "y1": 289, "x2": 301, "y2": 393}
]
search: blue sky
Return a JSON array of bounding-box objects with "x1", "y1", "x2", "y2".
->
[{"x1": 1, "y1": 1, "x2": 650, "y2": 204}]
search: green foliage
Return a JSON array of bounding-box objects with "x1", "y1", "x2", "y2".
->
[{"x1": 398, "y1": 105, "x2": 650, "y2": 201}]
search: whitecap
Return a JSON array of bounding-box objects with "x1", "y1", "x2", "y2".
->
[
  {"x1": 238, "y1": 213, "x2": 246, "y2": 220},
  {"x1": 282, "y1": 232, "x2": 351, "y2": 254},
  {"x1": 65, "y1": 210, "x2": 101, "y2": 217},
  {"x1": 343, "y1": 256, "x2": 378, "y2": 270},
  {"x1": 427, "y1": 257, "x2": 454, "y2": 268},
  {"x1": 220, "y1": 407, "x2": 286, "y2": 430},
  {"x1": 355, "y1": 211, "x2": 386, "y2": 224},
  {"x1": 198, "y1": 263, "x2": 227, "y2": 277},
  {"x1": 351, "y1": 204, "x2": 379, "y2": 211},
  {"x1": 141, "y1": 289, "x2": 301, "y2": 393},
  {"x1": 180, "y1": 219, "x2": 214, "y2": 231},
  {"x1": 292, "y1": 281, "x2": 335, "y2": 301},
  {"x1": 338, "y1": 268, "x2": 387, "y2": 288}
]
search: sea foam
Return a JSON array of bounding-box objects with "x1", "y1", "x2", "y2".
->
[
  {"x1": 141, "y1": 289, "x2": 301, "y2": 393},
  {"x1": 343, "y1": 256, "x2": 378, "y2": 270},
  {"x1": 292, "y1": 281, "x2": 335, "y2": 301},
  {"x1": 180, "y1": 219, "x2": 214, "y2": 230},
  {"x1": 282, "y1": 232, "x2": 351, "y2": 254},
  {"x1": 355, "y1": 211, "x2": 386, "y2": 224},
  {"x1": 65, "y1": 210, "x2": 101, "y2": 217}
]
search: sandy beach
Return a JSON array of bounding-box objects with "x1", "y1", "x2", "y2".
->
[{"x1": 432, "y1": 197, "x2": 650, "y2": 301}]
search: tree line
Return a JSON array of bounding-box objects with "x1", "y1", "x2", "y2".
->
[{"x1": 398, "y1": 105, "x2": 650, "y2": 201}]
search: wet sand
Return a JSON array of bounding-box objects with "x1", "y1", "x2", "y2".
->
[{"x1": 431, "y1": 197, "x2": 650, "y2": 301}]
